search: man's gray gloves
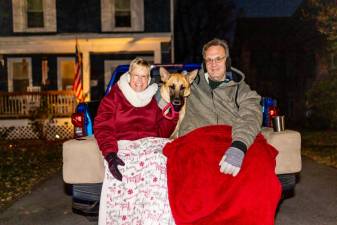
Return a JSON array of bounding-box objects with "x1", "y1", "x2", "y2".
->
[
  {"x1": 105, "y1": 152, "x2": 125, "y2": 181},
  {"x1": 219, "y1": 146, "x2": 245, "y2": 176}
]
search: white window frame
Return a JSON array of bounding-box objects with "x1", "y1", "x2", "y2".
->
[
  {"x1": 101, "y1": 0, "x2": 144, "y2": 32},
  {"x1": 7, "y1": 57, "x2": 33, "y2": 92},
  {"x1": 57, "y1": 57, "x2": 75, "y2": 91},
  {"x1": 12, "y1": 0, "x2": 56, "y2": 33},
  {"x1": 26, "y1": 0, "x2": 44, "y2": 28}
]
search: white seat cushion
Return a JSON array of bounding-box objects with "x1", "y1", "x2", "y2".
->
[
  {"x1": 63, "y1": 128, "x2": 302, "y2": 184},
  {"x1": 63, "y1": 136, "x2": 104, "y2": 184},
  {"x1": 261, "y1": 127, "x2": 302, "y2": 174}
]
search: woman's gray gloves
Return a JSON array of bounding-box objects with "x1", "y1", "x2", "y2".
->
[
  {"x1": 219, "y1": 146, "x2": 245, "y2": 176},
  {"x1": 105, "y1": 152, "x2": 125, "y2": 181}
]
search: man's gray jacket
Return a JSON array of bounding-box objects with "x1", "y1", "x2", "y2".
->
[{"x1": 178, "y1": 66, "x2": 262, "y2": 151}]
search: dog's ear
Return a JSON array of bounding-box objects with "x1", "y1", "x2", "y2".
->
[
  {"x1": 186, "y1": 69, "x2": 198, "y2": 84},
  {"x1": 159, "y1": 67, "x2": 170, "y2": 82}
]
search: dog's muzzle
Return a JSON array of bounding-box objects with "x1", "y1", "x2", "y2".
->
[{"x1": 171, "y1": 100, "x2": 183, "y2": 112}]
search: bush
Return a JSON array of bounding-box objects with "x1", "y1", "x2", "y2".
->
[
  {"x1": 306, "y1": 73, "x2": 337, "y2": 129},
  {"x1": 28, "y1": 95, "x2": 53, "y2": 139}
]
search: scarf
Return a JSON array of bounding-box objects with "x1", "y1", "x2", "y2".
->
[{"x1": 117, "y1": 72, "x2": 158, "y2": 107}]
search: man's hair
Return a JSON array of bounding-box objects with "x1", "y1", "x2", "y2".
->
[
  {"x1": 202, "y1": 38, "x2": 229, "y2": 59},
  {"x1": 129, "y1": 57, "x2": 151, "y2": 75}
]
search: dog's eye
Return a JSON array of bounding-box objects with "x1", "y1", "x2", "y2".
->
[
  {"x1": 169, "y1": 85, "x2": 175, "y2": 90},
  {"x1": 180, "y1": 86, "x2": 185, "y2": 91}
]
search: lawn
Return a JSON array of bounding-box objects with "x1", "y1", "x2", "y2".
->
[
  {"x1": 0, "y1": 139, "x2": 62, "y2": 211},
  {"x1": 301, "y1": 130, "x2": 337, "y2": 169}
]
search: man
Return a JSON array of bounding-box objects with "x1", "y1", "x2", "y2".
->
[{"x1": 179, "y1": 38, "x2": 262, "y2": 176}]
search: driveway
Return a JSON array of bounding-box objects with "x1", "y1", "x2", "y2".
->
[
  {"x1": 275, "y1": 157, "x2": 337, "y2": 225},
  {"x1": 0, "y1": 156, "x2": 336, "y2": 225}
]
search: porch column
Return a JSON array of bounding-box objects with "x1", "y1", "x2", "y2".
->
[
  {"x1": 82, "y1": 51, "x2": 90, "y2": 101},
  {"x1": 153, "y1": 43, "x2": 162, "y2": 63}
]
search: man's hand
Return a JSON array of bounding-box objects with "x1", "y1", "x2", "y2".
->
[
  {"x1": 219, "y1": 147, "x2": 244, "y2": 176},
  {"x1": 105, "y1": 153, "x2": 125, "y2": 181}
]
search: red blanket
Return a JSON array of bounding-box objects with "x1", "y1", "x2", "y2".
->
[{"x1": 163, "y1": 125, "x2": 282, "y2": 225}]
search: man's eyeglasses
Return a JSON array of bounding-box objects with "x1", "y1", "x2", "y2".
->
[{"x1": 204, "y1": 56, "x2": 226, "y2": 64}]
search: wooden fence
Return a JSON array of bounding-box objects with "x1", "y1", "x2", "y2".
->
[{"x1": 0, "y1": 91, "x2": 77, "y2": 118}]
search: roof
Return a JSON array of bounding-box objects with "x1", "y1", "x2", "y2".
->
[{"x1": 236, "y1": 0, "x2": 304, "y2": 18}]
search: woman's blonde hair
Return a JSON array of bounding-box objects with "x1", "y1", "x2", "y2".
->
[{"x1": 129, "y1": 57, "x2": 151, "y2": 76}]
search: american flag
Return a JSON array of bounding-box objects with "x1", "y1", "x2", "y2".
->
[{"x1": 73, "y1": 41, "x2": 84, "y2": 102}]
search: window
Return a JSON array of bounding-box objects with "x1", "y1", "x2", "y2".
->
[
  {"x1": 57, "y1": 57, "x2": 75, "y2": 91},
  {"x1": 12, "y1": 0, "x2": 56, "y2": 32},
  {"x1": 7, "y1": 57, "x2": 33, "y2": 92},
  {"x1": 101, "y1": 0, "x2": 144, "y2": 31},
  {"x1": 27, "y1": 0, "x2": 44, "y2": 28},
  {"x1": 115, "y1": 0, "x2": 131, "y2": 27}
]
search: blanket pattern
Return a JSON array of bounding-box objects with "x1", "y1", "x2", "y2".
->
[{"x1": 99, "y1": 137, "x2": 175, "y2": 225}]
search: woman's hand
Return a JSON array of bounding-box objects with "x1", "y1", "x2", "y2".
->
[{"x1": 105, "y1": 153, "x2": 125, "y2": 181}]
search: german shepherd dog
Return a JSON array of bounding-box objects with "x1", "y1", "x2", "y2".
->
[{"x1": 159, "y1": 67, "x2": 198, "y2": 138}]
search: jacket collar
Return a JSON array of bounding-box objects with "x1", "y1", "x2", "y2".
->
[
  {"x1": 117, "y1": 72, "x2": 158, "y2": 107},
  {"x1": 196, "y1": 65, "x2": 245, "y2": 89}
]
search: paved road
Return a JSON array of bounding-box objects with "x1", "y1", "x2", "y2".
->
[{"x1": 0, "y1": 157, "x2": 336, "y2": 225}]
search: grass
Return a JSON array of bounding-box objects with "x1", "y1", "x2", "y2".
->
[
  {"x1": 0, "y1": 139, "x2": 63, "y2": 212},
  {"x1": 301, "y1": 130, "x2": 337, "y2": 169}
]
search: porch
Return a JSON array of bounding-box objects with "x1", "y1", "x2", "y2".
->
[
  {"x1": 0, "y1": 90, "x2": 76, "y2": 118},
  {"x1": 0, "y1": 91, "x2": 77, "y2": 140}
]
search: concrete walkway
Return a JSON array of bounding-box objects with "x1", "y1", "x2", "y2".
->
[{"x1": 0, "y1": 157, "x2": 336, "y2": 225}]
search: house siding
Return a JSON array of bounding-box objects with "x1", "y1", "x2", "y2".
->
[
  {"x1": 0, "y1": 0, "x2": 172, "y2": 101},
  {"x1": 0, "y1": 0, "x2": 12, "y2": 36},
  {"x1": 56, "y1": 0, "x2": 101, "y2": 33},
  {"x1": 1, "y1": 0, "x2": 171, "y2": 35},
  {"x1": 144, "y1": 0, "x2": 171, "y2": 32}
]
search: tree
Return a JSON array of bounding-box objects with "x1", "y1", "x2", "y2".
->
[
  {"x1": 301, "y1": 0, "x2": 337, "y2": 129},
  {"x1": 300, "y1": 0, "x2": 337, "y2": 52},
  {"x1": 306, "y1": 74, "x2": 337, "y2": 129}
]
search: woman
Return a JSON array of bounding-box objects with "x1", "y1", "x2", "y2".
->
[{"x1": 94, "y1": 58, "x2": 178, "y2": 225}]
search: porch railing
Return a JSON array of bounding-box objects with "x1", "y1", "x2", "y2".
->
[{"x1": 0, "y1": 91, "x2": 77, "y2": 118}]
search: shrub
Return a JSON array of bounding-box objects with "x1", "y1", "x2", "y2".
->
[{"x1": 306, "y1": 73, "x2": 337, "y2": 129}]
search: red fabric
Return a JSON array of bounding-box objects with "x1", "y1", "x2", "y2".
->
[
  {"x1": 163, "y1": 125, "x2": 282, "y2": 225},
  {"x1": 94, "y1": 85, "x2": 178, "y2": 156}
]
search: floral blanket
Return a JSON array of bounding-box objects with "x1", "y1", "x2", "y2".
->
[{"x1": 99, "y1": 137, "x2": 175, "y2": 225}]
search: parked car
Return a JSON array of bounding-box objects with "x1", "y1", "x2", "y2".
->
[{"x1": 63, "y1": 64, "x2": 302, "y2": 219}]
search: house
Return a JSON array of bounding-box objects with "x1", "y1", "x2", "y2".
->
[
  {"x1": 0, "y1": 0, "x2": 173, "y2": 139},
  {"x1": 0, "y1": 0, "x2": 173, "y2": 101}
]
